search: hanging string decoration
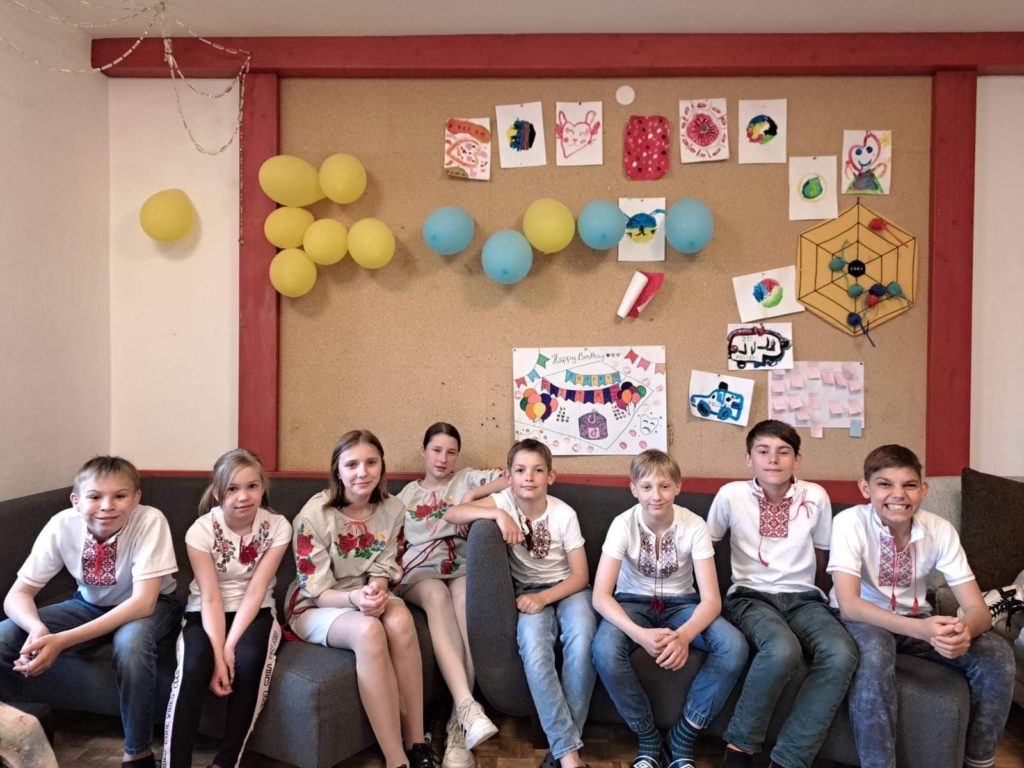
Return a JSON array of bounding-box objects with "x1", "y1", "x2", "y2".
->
[{"x1": 797, "y1": 200, "x2": 917, "y2": 346}]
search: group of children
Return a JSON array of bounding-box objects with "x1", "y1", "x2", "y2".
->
[{"x1": 0, "y1": 421, "x2": 1016, "y2": 768}]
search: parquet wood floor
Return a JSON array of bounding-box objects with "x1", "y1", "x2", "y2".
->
[{"x1": 48, "y1": 703, "x2": 1024, "y2": 768}]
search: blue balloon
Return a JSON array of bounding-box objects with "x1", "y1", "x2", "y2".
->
[
  {"x1": 578, "y1": 199, "x2": 628, "y2": 250},
  {"x1": 422, "y1": 206, "x2": 475, "y2": 255},
  {"x1": 665, "y1": 198, "x2": 714, "y2": 254},
  {"x1": 482, "y1": 230, "x2": 533, "y2": 284}
]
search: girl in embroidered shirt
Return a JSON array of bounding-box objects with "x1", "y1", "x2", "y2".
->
[
  {"x1": 396, "y1": 422, "x2": 508, "y2": 768},
  {"x1": 284, "y1": 431, "x2": 433, "y2": 768},
  {"x1": 163, "y1": 449, "x2": 290, "y2": 768}
]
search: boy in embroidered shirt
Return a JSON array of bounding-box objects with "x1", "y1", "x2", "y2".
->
[
  {"x1": 0, "y1": 456, "x2": 179, "y2": 768},
  {"x1": 446, "y1": 439, "x2": 597, "y2": 768},
  {"x1": 706, "y1": 420, "x2": 858, "y2": 768},
  {"x1": 829, "y1": 444, "x2": 1014, "y2": 768},
  {"x1": 592, "y1": 450, "x2": 748, "y2": 768}
]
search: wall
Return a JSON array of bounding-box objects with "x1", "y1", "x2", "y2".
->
[
  {"x1": 0, "y1": 9, "x2": 110, "y2": 499},
  {"x1": 108, "y1": 79, "x2": 239, "y2": 470},
  {"x1": 971, "y1": 77, "x2": 1024, "y2": 476}
]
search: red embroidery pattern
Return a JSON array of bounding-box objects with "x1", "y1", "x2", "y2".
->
[
  {"x1": 81, "y1": 537, "x2": 118, "y2": 586},
  {"x1": 522, "y1": 517, "x2": 551, "y2": 560},
  {"x1": 238, "y1": 520, "x2": 273, "y2": 571},
  {"x1": 638, "y1": 528, "x2": 678, "y2": 578},
  {"x1": 757, "y1": 496, "x2": 793, "y2": 538},
  {"x1": 878, "y1": 535, "x2": 913, "y2": 588}
]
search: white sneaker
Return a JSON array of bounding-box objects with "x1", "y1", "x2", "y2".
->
[
  {"x1": 442, "y1": 710, "x2": 475, "y2": 768},
  {"x1": 456, "y1": 698, "x2": 498, "y2": 751}
]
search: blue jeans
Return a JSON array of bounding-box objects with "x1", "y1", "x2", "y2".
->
[
  {"x1": 516, "y1": 588, "x2": 598, "y2": 759},
  {"x1": 0, "y1": 592, "x2": 180, "y2": 756},
  {"x1": 723, "y1": 588, "x2": 858, "y2": 768},
  {"x1": 591, "y1": 593, "x2": 748, "y2": 733},
  {"x1": 842, "y1": 618, "x2": 1015, "y2": 768}
]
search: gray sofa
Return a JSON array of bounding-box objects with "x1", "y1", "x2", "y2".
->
[
  {"x1": 0, "y1": 476, "x2": 444, "y2": 768},
  {"x1": 465, "y1": 478, "x2": 992, "y2": 768}
]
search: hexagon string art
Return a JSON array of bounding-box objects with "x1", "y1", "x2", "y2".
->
[{"x1": 797, "y1": 201, "x2": 917, "y2": 346}]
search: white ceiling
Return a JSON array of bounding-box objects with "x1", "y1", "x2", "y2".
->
[{"x1": 75, "y1": 0, "x2": 1024, "y2": 39}]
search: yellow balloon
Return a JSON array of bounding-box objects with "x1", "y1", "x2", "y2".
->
[
  {"x1": 522, "y1": 198, "x2": 575, "y2": 254},
  {"x1": 303, "y1": 218, "x2": 349, "y2": 265},
  {"x1": 269, "y1": 248, "x2": 317, "y2": 297},
  {"x1": 139, "y1": 188, "x2": 194, "y2": 243},
  {"x1": 319, "y1": 153, "x2": 367, "y2": 205},
  {"x1": 258, "y1": 155, "x2": 324, "y2": 207},
  {"x1": 348, "y1": 218, "x2": 395, "y2": 269},
  {"x1": 264, "y1": 207, "x2": 315, "y2": 249}
]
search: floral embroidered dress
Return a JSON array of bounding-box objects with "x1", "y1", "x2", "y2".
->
[
  {"x1": 396, "y1": 467, "x2": 503, "y2": 588},
  {"x1": 285, "y1": 491, "x2": 404, "y2": 623},
  {"x1": 184, "y1": 506, "x2": 292, "y2": 614}
]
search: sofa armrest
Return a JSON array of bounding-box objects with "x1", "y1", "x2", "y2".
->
[{"x1": 464, "y1": 520, "x2": 534, "y2": 716}]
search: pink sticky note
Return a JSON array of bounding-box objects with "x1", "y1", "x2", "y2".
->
[
  {"x1": 842, "y1": 363, "x2": 856, "y2": 379},
  {"x1": 790, "y1": 372, "x2": 804, "y2": 388},
  {"x1": 829, "y1": 401, "x2": 844, "y2": 416},
  {"x1": 821, "y1": 370, "x2": 836, "y2": 385},
  {"x1": 847, "y1": 399, "x2": 862, "y2": 415},
  {"x1": 796, "y1": 409, "x2": 810, "y2": 422},
  {"x1": 788, "y1": 395, "x2": 804, "y2": 410},
  {"x1": 834, "y1": 372, "x2": 848, "y2": 388},
  {"x1": 772, "y1": 397, "x2": 788, "y2": 412},
  {"x1": 810, "y1": 424, "x2": 824, "y2": 439},
  {"x1": 806, "y1": 366, "x2": 821, "y2": 380},
  {"x1": 771, "y1": 381, "x2": 786, "y2": 394},
  {"x1": 770, "y1": 370, "x2": 784, "y2": 379},
  {"x1": 848, "y1": 378, "x2": 863, "y2": 393},
  {"x1": 808, "y1": 392, "x2": 822, "y2": 410}
]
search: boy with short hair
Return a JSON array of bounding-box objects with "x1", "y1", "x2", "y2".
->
[
  {"x1": 706, "y1": 420, "x2": 858, "y2": 768},
  {"x1": 0, "y1": 456, "x2": 179, "y2": 768},
  {"x1": 829, "y1": 444, "x2": 1015, "y2": 768},
  {"x1": 592, "y1": 449, "x2": 748, "y2": 768},
  {"x1": 446, "y1": 438, "x2": 597, "y2": 768}
]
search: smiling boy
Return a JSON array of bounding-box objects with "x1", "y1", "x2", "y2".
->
[{"x1": 828, "y1": 445, "x2": 1015, "y2": 768}]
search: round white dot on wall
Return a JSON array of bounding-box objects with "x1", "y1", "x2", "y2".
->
[{"x1": 615, "y1": 85, "x2": 635, "y2": 106}]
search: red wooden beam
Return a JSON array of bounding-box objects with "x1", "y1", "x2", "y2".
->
[
  {"x1": 237, "y1": 73, "x2": 280, "y2": 469},
  {"x1": 94, "y1": 33, "x2": 1024, "y2": 78},
  {"x1": 926, "y1": 71, "x2": 977, "y2": 476}
]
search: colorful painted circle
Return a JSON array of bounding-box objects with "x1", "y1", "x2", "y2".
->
[
  {"x1": 745, "y1": 114, "x2": 778, "y2": 145},
  {"x1": 508, "y1": 119, "x2": 536, "y2": 152},
  {"x1": 686, "y1": 112, "x2": 720, "y2": 147},
  {"x1": 752, "y1": 277, "x2": 784, "y2": 308},
  {"x1": 799, "y1": 174, "x2": 825, "y2": 200}
]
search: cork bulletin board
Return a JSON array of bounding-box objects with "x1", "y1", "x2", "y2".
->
[{"x1": 277, "y1": 76, "x2": 931, "y2": 479}]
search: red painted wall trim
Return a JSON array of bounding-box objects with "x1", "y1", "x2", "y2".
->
[
  {"x1": 926, "y1": 71, "x2": 977, "y2": 476},
  {"x1": 237, "y1": 74, "x2": 280, "y2": 469},
  {"x1": 94, "y1": 33, "x2": 1024, "y2": 78}
]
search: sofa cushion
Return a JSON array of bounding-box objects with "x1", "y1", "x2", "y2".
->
[{"x1": 959, "y1": 468, "x2": 1024, "y2": 590}]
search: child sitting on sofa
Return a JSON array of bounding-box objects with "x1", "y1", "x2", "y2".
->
[
  {"x1": 706, "y1": 420, "x2": 858, "y2": 768},
  {"x1": 592, "y1": 449, "x2": 748, "y2": 768},
  {"x1": 829, "y1": 444, "x2": 1015, "y2": 768},
  {"x1": 0, "y1": 456, "x2": 179, "y2": 768},
  {"x1": 446, "y1": 438, "x2": 597, "y2": 768}
]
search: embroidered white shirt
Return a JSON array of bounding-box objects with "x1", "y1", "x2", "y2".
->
[{"x1": 490, "y1": 488, "x2": 584, "y2": 587}]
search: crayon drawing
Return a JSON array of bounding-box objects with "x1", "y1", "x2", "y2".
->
[
  {"x1": 688, "y1": 370, "x2": 754, "y2": 428},
  {"x1": 727, "y1": 323, "x2": 794, "y2": 370},
  {"x1": 555, "y1": 101, "x2": 603, "y2": 166},
  {"x1": 842, "y1": 130, "x2": 892, "y2": 194},
  {"x1": 496, "y1": 102, "x2": 547, "y2": 168},
  {"x1": 444, "y1": 117, "x2": 491, "y2": 180},
  {"x1": 618, "y1": 198, "x2": 666, "y2": 262}
]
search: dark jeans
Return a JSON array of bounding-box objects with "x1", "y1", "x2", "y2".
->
[
  {"x1": 163, "y1": 608, "x2": 281, "y2": 768},
  {"x1": 842, "y1": 618, "x2": 1015, "y2": 768},
  {"x1": 723, "y1": 588, "x2": 858, "y2": 768},
  {"x1": 0, "y1": 592, "x2": 179, "y2": 756}
]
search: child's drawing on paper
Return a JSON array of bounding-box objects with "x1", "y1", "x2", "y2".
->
[
  {"x1": 444, "y1": 117, "x2": 491, "y2": 180},
  {"x1": 623, "y1": 115, "x2": 670, "y2": 180},
  {"x1": 496, "y1": 102, "x2": 547, "y2": 168},
  {"x1": 738, "y1": 99, "x2": 787, "y2": 164},
  {"x1": 618, "y1": 197, "x2": 666, "y2": 262},
  {"x1": 679, "y1": 98, "x2": 729, "y2": 163},
  {"x1": 688, "y1": 370, "x2": 754, "y2": 427},
  {"x1": 555, "y1": 101, "x2": 602, "y2": 166},
  {"x1": 789, "y1": 155, "x2": 838, "y2": 220},
  {"x1": 727, "y1": 323, "x2": 794, "y2": 370},
  {"x1": 513, "y1": 346, "x2": 667, "y2": 456},
  {"x1": 842, "y1": 130, "x2": 891, "y2": 194}
]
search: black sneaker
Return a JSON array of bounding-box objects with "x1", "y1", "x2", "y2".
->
[
  {"x1": 632, "y1": 756, "x2": 662, "y2": 768},
  {"x1": 409, "y1": 741, "x2": 438, "y2": 768}
]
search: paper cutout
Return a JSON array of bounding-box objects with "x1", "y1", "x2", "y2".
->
[
  {"x1": 849, "y1": 419, "x2": 863, "y2": 438},
  {"x1": 797, "y1": 201, "x2": 917, "y2": 339},
  {"x1": 842, "y1": 130, "x2": 891, "y2": 195},
  {"x1": 513, "y1": 346, "x2": 667, "y2": 455},
  {"x1": 555, "y1": 101, "x2": 603, "y2": 166},
  {"x1": 689, "y1": 371, "x2": 754, "y2": 428},
  {"x1": 810, "y1": 424, "x2": 824, "y2": 439},
  {"x1": 789, "y1": 156, "x2": 838, "y2": 220},
  {"x1": 771, "y1": 381, "x2": 786, "y2": 394},
  {"x1": 496, "y1": 102, "x2": 547, "y2": 168},
  {"x1": 768, "y1": 361, "x2": 865, "y2": 432},
  {"x1": 444, "y1": 117, "x2": 492, "y2": 180},
  {"x1": 679, "y1": 98, "x2": 729, "y2": 163},
  {"x1": 738, "y1": 99, "x2": 787, "y2": 164},
  {"x1": 772, "y1": 397, "x2": 788, "y2": 411},
  {"x1": 618, "y1": 198, "x2": 666, "y2": 262},
  {"x1": 618, "y1": 271, "x2": 665, "y2": 318},
  {"x1": 624, "y1": 115, "x2": 670, "y2": 180},
  {"x1": 732, "y1": 265, "x2": 806, "y2": 322},
  {"x1": 727, "y1": 323, "x2": 793, "y2": 371}
]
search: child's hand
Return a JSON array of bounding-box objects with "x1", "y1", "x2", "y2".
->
[
  {"x1": 209, "y1": 659, "x2": 233, "y2": 696},
  {"x1": 496, "y1": 514, "x2": 524, "y2": 546},
  {"x1": 919, "y1": 615, "x2": 960, "y2": 642},
  {"x1": 635, "y1": 627, "x2": 675, "y2": 658},
  {"x1": 516, "y1": 593, "x2": 547, "y2": 615},
  {"x1": 14, "y1": 632, "x2": 66, "y2": 677},
  {"x1": 656, "y1": 634, "x2": 691, "y2": 671},
  {"x1": 455, "y1": 523, "x2": 470, "y2": 538},
  {"x1": 930, "y1": 621, "x2": 971, "y2": 659},
  {"x1": 359, "y1": 582, "x2": 388, "y2": 617},
  {"x1": 223, "y1": 642, "x2": 236, "y2": 684}
]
